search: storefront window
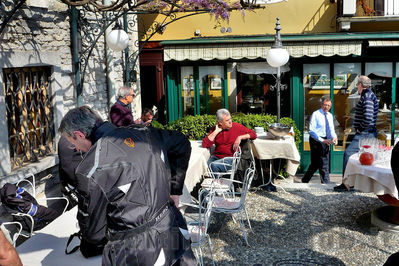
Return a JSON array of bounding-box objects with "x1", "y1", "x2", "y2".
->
[
  {"x1": 199, "y1": 66, "x2": 224, "y2": 115},
  {"x1": 236, "y1": 72, "x2": 290, "y2": 116},
  {"x1": 332, "y1": 63, "x2": 361, "y2": 151},
  {"x1": 180, "y1": 67, "x2": 194, "y2": 115},
  {"x1": 237, "y1": 74, "x2": 265, "y2": 114},
  {"x1": 303, "y1": 64, "x2": 330, "y2": 151},
  {"x1": 366, "y1": 62, "x2": 392, "y2": 134}
]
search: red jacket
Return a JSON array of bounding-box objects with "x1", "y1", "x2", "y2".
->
[{"x1": 202, "y1": 122, "x2": 257, "y2": 158}]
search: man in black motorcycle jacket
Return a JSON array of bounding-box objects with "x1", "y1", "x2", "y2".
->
[{"x1": 58, "y1": 106, "x2": 196, "y2": 265}]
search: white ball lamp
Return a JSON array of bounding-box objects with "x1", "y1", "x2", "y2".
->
[{"x1": 106, "y1": 21, "x2": 129, "y2": 52}]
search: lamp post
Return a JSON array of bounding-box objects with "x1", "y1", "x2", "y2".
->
[{"x1": 266, "y1": 17, "x2": 289, "y2": 123}]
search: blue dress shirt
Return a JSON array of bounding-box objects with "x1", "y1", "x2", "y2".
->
[{"x1": 309, "y1": 108, "x2": 337, "y2": 142}]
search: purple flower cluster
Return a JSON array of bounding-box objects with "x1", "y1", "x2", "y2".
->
[{"x1": 180, "y1": 0, "x2": 242, "y2": 20}]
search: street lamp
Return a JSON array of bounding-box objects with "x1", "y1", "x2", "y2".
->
[
  {"x1": 266, "y1": 17, "x2": 289, "y2": 123},
  {"x1": 106, "y1": 21, "x2": 129, "y2": 52}
]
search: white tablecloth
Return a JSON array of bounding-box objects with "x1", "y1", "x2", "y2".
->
[
  {"x1": 251, "y1": 133, "x2": 300, "y2": 176},
  {"x1": 180, "y1": 141, "x2": 210, "y2": 204},
  {"x1": 17, "y1": 207, "x2": 102, "y2": 265},
  {"x1": 343, "y1": 153, "x2": 398, "y2": 199}
]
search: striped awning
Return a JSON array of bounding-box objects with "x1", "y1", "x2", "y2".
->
[
  {"x1": 163, "y1": 41, "x2": 362, "y2": 61},
  {"x1": 368, "y1": 40, "x2": 399, "y2": 47}
]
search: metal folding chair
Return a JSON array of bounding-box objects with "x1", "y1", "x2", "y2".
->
[
  {"x1": 6, "y1": 173, "x2": 69, "y2": 239},
  {"x1": 211, "y1": 161, "x2": 255, "y2": 246},
  {"x1": 201, "y1": 146, "x2": 242, "y2": 194},
  {"x1": 186, "y1": 187, "x2": 216, "y2": 266},
  {"x1": 0, "y1": 221, "x2": 22, "y2": 247}
]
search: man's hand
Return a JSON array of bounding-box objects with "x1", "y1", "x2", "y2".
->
[
  {"x1": 332, "y1": 137, "x2": 338, "y2": 145},
  {"x1": 233, "y1": 136, "x2": 242, "y2": 151},
  {"x1": 207, "y1": 124, "x2": 223, "y2": 142},
  {"x1": 214, "y1": 125, "x2": 223, "y2": 134},
  {"x1": 170, "y1": 195, "x2": 179, "y2": 207},
  {"x1": 322, "y1": 139, "x2": 334, "y2": 145}
]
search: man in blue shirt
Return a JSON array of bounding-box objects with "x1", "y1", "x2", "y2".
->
[
  {"x1": 301, "y1": 96, "x2": 337, "y2": 183},
  {"x1": 334, "y1": 75, "x2": 378, "y2": 192}
]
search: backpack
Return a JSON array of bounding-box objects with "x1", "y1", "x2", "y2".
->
[{"x1": 0, "y1": 183, "x2": 59, "y2": 231}]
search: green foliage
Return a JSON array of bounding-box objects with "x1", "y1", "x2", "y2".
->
[
  {"x1": 162, "y1": 113, "x2": 301, "y2": 148},
  {"x1": 151, "y1": 120, "x2": 164, "y2": 129},
  {"x1": 164, "y1": 115, "x2": 216, "y2": 140}
]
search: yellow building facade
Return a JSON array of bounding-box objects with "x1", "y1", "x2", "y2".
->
[{"x1": 138, "y1": 0, "x2": 399, "y2": 173}]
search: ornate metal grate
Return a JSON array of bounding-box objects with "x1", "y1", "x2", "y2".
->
[{"x1": 3, "y1": 66, "x2": 55, "y2": 170}]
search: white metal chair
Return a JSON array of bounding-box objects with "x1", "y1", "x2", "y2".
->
[
  {"x1": 211, "y1": 161, "x2": 255, "y2": 246},
  {"x1": 7, "y1": 173, "x2": 69, "y2": 239},
  {"x1": 186, "y1": 187, "x2": 216, "y2": 266},
  {"x1": 0, "y1": 221, "x2": 22, "y2": 247},
  {"x1": 201, "y1": 146, "x2": 242, "y2": 194}
]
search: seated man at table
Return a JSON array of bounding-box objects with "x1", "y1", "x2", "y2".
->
[
  {"x1": 109, "y1": 86, "x2": 135, "y2": 127},
  {"x1": 59, "y1": 106, "x2": 195, "y2": 265},
  {"x1": 301, "y1": 96, "x2": 337, "y2": 184},
  {"x1": 134, "y1": 107, "x2": 154, "y2": 125},
  {"x1": 202, "y1": 108, "x2": 257, "y2": 175}
]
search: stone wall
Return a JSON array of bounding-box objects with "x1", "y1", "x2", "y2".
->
[{"x1": 0, "y1": 0, "x2": 139, "y2": 181}]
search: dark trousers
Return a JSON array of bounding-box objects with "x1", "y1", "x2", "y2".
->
[{"x1": 302, "y1": 136, "x2": 330, "y2": 184}]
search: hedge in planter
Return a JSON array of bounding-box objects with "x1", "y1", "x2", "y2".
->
[{"x1": 152, "y1": 114, "x2": 301, "y2": 149}]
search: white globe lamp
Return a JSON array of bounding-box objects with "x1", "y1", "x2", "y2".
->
[
  {"x1": 266, "y1": 47, "x2": 289, "y2": 68},
  {"x1": 106, "y1": 22, "x2": 129, "y2": 52}
]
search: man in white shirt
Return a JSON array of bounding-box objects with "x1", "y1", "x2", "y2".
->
[{"x1": 301, "y1": 96, "x2": 337, "y2": 183}]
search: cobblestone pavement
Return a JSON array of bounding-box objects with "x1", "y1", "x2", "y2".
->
[{"x1": 195, "y1": 186, "x2": 398, "y2": 266}]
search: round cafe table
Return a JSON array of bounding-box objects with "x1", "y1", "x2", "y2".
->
[{"x1": 343, "y1": 152, "x2": 399, "y2": 229}]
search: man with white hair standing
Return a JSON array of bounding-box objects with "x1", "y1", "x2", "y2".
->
[
  {"x1": 202, "y1": 108, "x2": 257, "y2": 174},
  {"x1": 334, "y1": 75, "x2": 378, "y2": 192},
  {"x1": 109, "y1": 86, "x2": 135, "y2": 127}
]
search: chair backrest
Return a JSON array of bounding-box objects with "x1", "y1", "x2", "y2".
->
[
  {"x1": 198, "y1": 188, "x2": 215, "y2": 240},
  {"x1": 239, "y1": 161, "x2": 256, "y2": 206},
  {"x1": 228, "y1": 146, "x2": 242, "y2": 179},
  {"x1": 1, "y1": 221, "x2": 22, "y2": 247}
]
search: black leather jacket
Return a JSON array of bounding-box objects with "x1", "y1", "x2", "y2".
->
[{"x1": 74, "y1": 122, "x2": 193, "y2": 265}]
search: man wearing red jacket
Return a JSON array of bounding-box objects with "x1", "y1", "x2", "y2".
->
[{"x1": 202, "y1": 108, "x2": 257, "y2": 174}]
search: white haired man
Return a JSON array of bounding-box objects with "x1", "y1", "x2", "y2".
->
[
  {"x1": 202, "y1": 108, "x2": 257, "y2": 174},
  {"x1": 109, "y1": 86, "x2": 135, "y2": 127},
  {"x1": 334, "y1": 75, "x2": 378, "y2": 192}
]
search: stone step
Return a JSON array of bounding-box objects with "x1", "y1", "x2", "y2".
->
[{"x1": 273, "y1": 174, "x2": 343, "y2": 192}]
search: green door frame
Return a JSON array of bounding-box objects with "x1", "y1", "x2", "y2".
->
[{"x1": 166, "y1": 62, "x2": 228, "y2": 121}]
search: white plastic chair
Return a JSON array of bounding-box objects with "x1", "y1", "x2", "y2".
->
[
  {"x1": 201, "y1": 146, "x2": 242, "y2": 194},
  {"x1": 10, "y1": 173, "x2": 69, "y2": 239},
  {"x1": 211, "y1": 161, "x2": 255, "y2": 246},
  {"x1": 187, "y1": 187, "x2": 216, "y2": 266}
]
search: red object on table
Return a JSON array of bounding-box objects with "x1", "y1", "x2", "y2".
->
[{"x1": 359, "y1": 152, "x2": 374, "y2": 165}]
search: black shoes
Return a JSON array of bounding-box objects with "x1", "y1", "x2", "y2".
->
[{"x1": 333, "y1": 183, "x2": 354, "y2": 192}]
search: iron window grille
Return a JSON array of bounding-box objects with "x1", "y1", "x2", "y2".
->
[{"x1": 3, "y1": 66, "x2": 55, "y2": 170}]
